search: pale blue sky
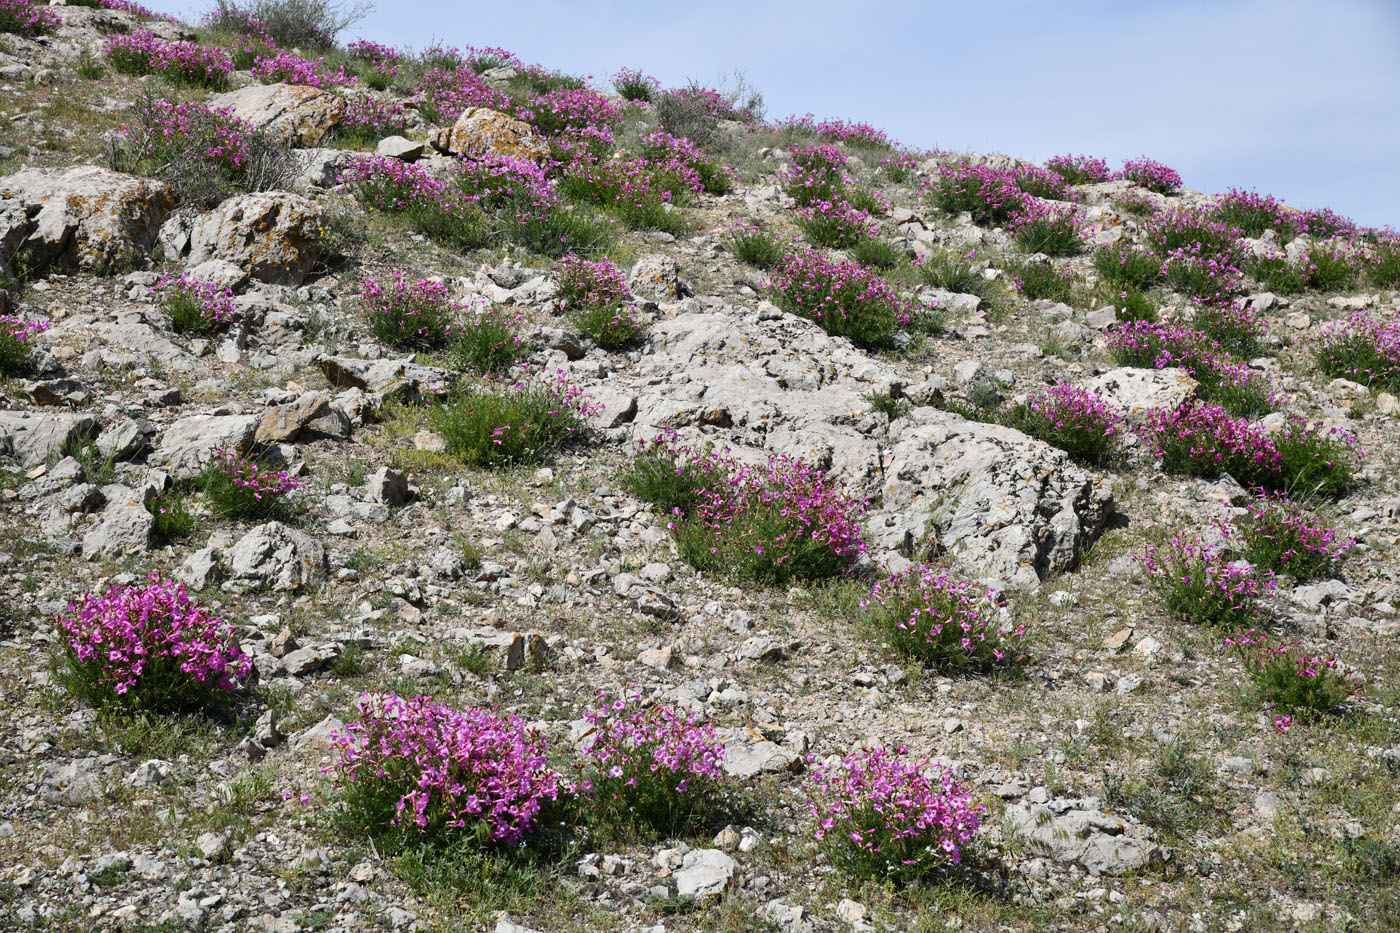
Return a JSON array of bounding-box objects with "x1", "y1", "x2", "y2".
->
[{"x1": 151, "y1": 0, "x2": 1400, "y2": 228}]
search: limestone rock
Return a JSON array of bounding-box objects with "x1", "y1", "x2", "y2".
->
[
  {"x1": 81, "y1": 489, "x2": 154, "y2": 559},
  {"x1": 186, "y1": 192, "x2": 321, "y2": 286},
  {"x1": 377, "y1": 135, "x2": 424, "y2": 161},
  {"x1": 0, "y1": 165, "x2": 171, "y2": 272},
  {"x1": 1083, "y1": 367, "x2": 1199, "y2": 418},
  {"x1": 0, "y1": 412, "x2": 97, "y2": 467},
  {"x1": 428, "y1": 107, "x2": 549, "y2": 161},
  {"x1": 317, "y1": 354, "x2": 453, "y2": 402},
  {"x1": 152, "y1": 414, "x2": 259, "y2": 477},
  {"x1": 207, "y1": 82, "x2": 346, "y2": 147},
  {"x1": 256, "y1": 391, "x2": 333, "y2": 444},
  {"x1": 628, "y1": 255, "x2": 690, "y2": 301},
  {"x1": 673, "y1": 849, "x2": 737, "y2": 897},
  {"x1": 1005, "y1": 801, "x2": 1164, "y2": 875},
  {"x1": 226, "y1": 521, "x2": 326, "y2": 593}
]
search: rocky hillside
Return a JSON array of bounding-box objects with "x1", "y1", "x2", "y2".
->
[{"x1": 1, "y1": 2, "x2": 1399, "y2": 932}]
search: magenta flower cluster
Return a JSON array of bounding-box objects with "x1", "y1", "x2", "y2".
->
[
  {"x1": 1013, "y1": 164, "x2": 1073, "y2": 201},
  {"x1": 1018, "y1": 382, "x2": 1123, "y2": 462},
  {"x1": 153, "y1": 272, "x2": 238, "y2": 330},
  {"x1": 208, "y1": 446, "x2": 307, "y2": 500},
  {"x1": 678, "y1": 447, "x2": 868, "y2": 580},
  {"x1": 1227, "y1": 491, "x2": 1353, "y2": 579},
  {"x1": 766, "y1": 249, "x2": 914, "y2": 345},
  {"x1": 415, "y1": 66, "x2": 515, "y2": 123},
  {"x1": 1225, "y1": 629, "x2": 1361, "y2": 714},
  {"x1": 339, "y1": 93, "x2": 410, "y2": 138},
  {"x1": 780, "y1": 114, "x2": 890, "y2": 148},
  {"x1": 252, "y1": 50, "x2": 355, "y2": 88},
  {"x1": 361, "y1": 270, "x2": 456, "y2": 348},
  {"x1": 555, "y1": 253, "x2": 631, "y2": 309},
  {"x1": 125, "y1": 99, "x2": 256, "y2": 178},
  {"x1": 641, "y1": 131, "x2": 735, "y2": 193},
  {"x1": 1120, "y1": 157, "x2": 1182, "y2": 194},
  {"x1": 581, "y1": 690, "x2": 725, "y2": 794},
  {"x1": 328, "y1": 693, "x2": 564, "y2": 846},
  {"x1": 1315, "y1": 309, "x2": 1400, "y2": 387},
  {"x1": 862, "y1": 565, "x2": 1020, "y2": 668},
  {"x1": 1144, "y1": 401, "x2": 1282, "y2": 481},
  {"x1": 104, "y1": 31, "x2": 233, "y2": 87},
  {"x1": 930, "y1": 162, "x2": 1023, "y2": 225},
  {"x1": 1045, "y1": 153, "x2": 1111, "y2": 185},
  {"x1": 61, "y1": 576, "x2": 251, "y2": 702},
  {"x1": 0, "y1": 312, "x2": 51, "y2": 343},
  {"x1": 805, "y1": 746, "x2": 982, "y2": 879},
  {"x1": 0, "y1": 0, "x2": 60, "y2": 36},
  {"x1": 1138, "y1": 534, "x2": 1275, "y2": 628},
  {"x1": 345, "y1": 38, "x2": 400, "y2": 77},
  {"x1": 611, "y1": 67, "x2": 659, "y2": 101}
]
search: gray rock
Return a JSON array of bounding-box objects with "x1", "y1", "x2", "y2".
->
[
  {"x1": 1083, "y1": 367, "x2": 1199, "y2": 418},
  {"x1": 95, "y1": 418, "x2": 151, "y2": 460},
  {"x1": 0, "y1": 165, "x2": 171, "y2": 271},
  {"x1": 207, "y1": 82, "x2": 345, "y2": 147},
  {"x1": 40, "y1": 757, "x2": 112, "y2": 804},
  {"x1": 1005, "y1": 802, "x2": 1164, "y2": 875},
  {"x1": 151, "y1": 414, "x2": 259, "y2": 477},
  {"x1": 282, "y1": 643, "x2": 340, "y2": 676},
  {"x1": 0, "y1": 412, "x2": 97, "y2": 467},
  {"x1": 628, "y1": 255, "x2": 690, "y2": 301},
  {"x1": 673, "y1": 848, "x2": 736, "y2": 897},
  {"x1": 226, "y1": 521, "x2": 327, "y2": 593},
  {"x1": 195, "y1": 830, "x2": 229, "y2": 862},
  {"x1": 255, "y1": 391, "x2": 332, "y2": 445},
  {"x1": 317, "y1": 354, "x2": 454, "y2": 402},
  {"x1": 175, "y1": 546, "x2": 223, "y2": 589},
  {"x1": 186, "y1": 192, "x2": 321, "y2": 286},
  {"x1": 378, "y1": 135, "x2": 425, "y2": 161},
  {"x1": 126, "y1": 759, "x2": 173, "y2": 789},
  {"x1": 717, "y1": 728, "x2": 799, "y2": 778},
  {"x1": 186, "y1": 259, "x2": 249, "y2": 292},
  {"x1": 25, "y1": 378, "x2": 92, "y2": 406},
  {"x1": 366, "y1": 466, "x2": 410, "y2": 505},
  {"x1": 290, "y1": 715, "x2": 344, "y2": 751},
  {"x1": 81, "y1": 489, "x2": 154, "y2": 560}
]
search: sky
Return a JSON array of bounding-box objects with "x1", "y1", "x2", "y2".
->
[{"x1": 149, "y1": 0, "x2": 1400, "y2": 227}]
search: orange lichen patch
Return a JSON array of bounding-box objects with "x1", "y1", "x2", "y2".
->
[
  {"x1": 428, "y1": 107, "x2": 549, "y2": 163},
  {"x1": 187, "y1": 192, "x2": 322, "y2": 286},
  {"x1": 208, "y1": 82, "x2": 347, "y2": 147}
]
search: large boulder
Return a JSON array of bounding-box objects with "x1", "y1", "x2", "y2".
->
[
  {"x1": 81, "y1": 489, "x2": 154, "y2": 560},
  {"x1": 0, "y1": 166, "x2": 172, "y2": 272},
  {"x1": 226, "y1": 521, "x2": 326, "y2": 593},
  {"x1": 317, "y1": 354, "x2": 454, "y2": 401},
  {"x1": 0, "y1": 412, "x2": 97, "y2": 467},
  {"x1": 207, "y1": 83, "x2": 346, "y2": 147},
  {"x1": 151, "y1": 414, "x2": 259, "y2": 477},
  {"x1": 186, "y1": 192, "x2": 321, "y2": 286},
  {"x1": 619, "y1": 307, "x2": 1111, "y2": 585},
  {"x1": 1082, "y1": 367, "x2": 1199, "y2": 419},
  {"x1": 874, "y1": 408, "x2": 1113, "y2": 585},
  {"x1": 428, "y1": 107, "x2": 549, "y2": 162}
]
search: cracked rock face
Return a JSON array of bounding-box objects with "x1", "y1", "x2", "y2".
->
[
  {"x1": 185, "y1": 192, "x2": 322, "y2": 286},
  {"x1": 617, "y1": 307, "x2": 1111, "y2": 584},
  {"x1": 0, "y1": 165, "x2": 172, "y2": 272},
  {"x1": 207, "y1": 82, "x2": 347, "y2": 147}
]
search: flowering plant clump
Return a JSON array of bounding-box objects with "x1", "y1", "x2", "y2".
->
[
  {"x1": 612, "y1": 67, "x2": 659, "y2": 102},
  {"x1": 1228, "y1": 492, "x2": 1352, "y2": 580},
  {"x1": 1210, "y1": 188, "x2": 1298, "y2": 239},
  {"x1": 1045, "y1": 153, "x2": 1112, "y2": 186},
  {"x1": 723, "y1": 219, "x2": 788, "y2": 269},
  {"x1": 1369, "y1": 234, "x2": 1400, "y2": 288},
  {"x1": 1114, "y1": 189, "x2": 1158, "y2": 217},
  {"x1": 794, "y1": 197, "x2": 879, "y2": 250},
  {"x1": 328, "y1": 693, "x2": 564, "y2": 846},
  {"x1": 461, "y1": 44, "x2": 521, "y2": 74},
  {"x1": 1226, "y1": 630, "x2": 1361, "y2": 717},
  {"x1": 805, "y1": 747, "x2": 982, "y2": 881},
  {"x1": 431, "y1": 367, "x2": 599, "y2": 467},
  {"x1": 1192, "y1": 299, "x2": 1268, "y2": 353},
  {"x1": 1006, "y1": 258, "x2": 1076, "y2": 302},
  {"x1": 1010, "y1": 383, "x2": 1122, "y2": 465},
  {"x1": 115, "y1": 98, "x2": 293, "y2": 206},
  {"x1": 640, "y1": 131, "x2": 735, "y2": 194},
  {"x1": 781, "y1": 143, "x2": 849, "y2": 207},
  {"x1": 1143, "y1": 402, "x2": 1281, "y2": 487},
  {"x1": 1146, "y1": 402, "x2": 1361, "y2": 495},
  {"x1": 766, "y1": 250, "x2": 913, "y2": 346},
  {"x1": 153, "y1": 273, "x2": 238, "y2": 335},
  {"x1": 1009, "y1": 198, "x2": 1088, "y2": 256},
  {"x1": 580, "y1": 690, "x2": 726, "y2": 837},
  {"x1": 1138, "y1": 535, "x2": 1274, "y2": 629},
  {"x1": 0, "y1": 313, "x2": 51, "y2": 375},
  {"x1": 200, "y1": 446, "x2": 307, "y2": 520},
  {"x1": 1161, "y1": 241, "x2": 1245, "y2": 306},
  {"x1": 0, "y1": 0, "x2": 60, "y2": 36},
  {"x1": 1297, "y1": 207, "x2": 1356, "y2": 240},
  {"x1": 414, "y1": 67, "x2": 515, "y2": 124},
  {"x1": 929, "y1": 163, "x2": 1023, "y2": 225},
  {"x1": 1104, "y1": 320, "x2": 1282, "y2": 417},
  {"x1": 879, "y1": 152, "x2": 920, "y2": 184},
  {"x1": 527, "y1": 86, "x2": 622, "y2": 142},
  {"x1": 448, "y1": 300, "x2": 533, "y2": 375},
  {"x1": 669, "y1": 447, "x2": 868, "y2": 585},
  {"x1": 554, "y1": 253, "x2": 644, "y2": 349},
  {"x1": 335, "y1": 94, "x2": 411, "y2": 144},
  {"x1": 1315, "y1": 310, "x2": 1400, "y2": 389},
  {"x1": 252, "y1": 50, "x2": 355, "y2": 88},
  {"x1": 59, "y1": 576, "x2": 251, "y2": 713},
  {"x1": 104, "y1": 31, "x2": 233, "y2": 87},
  {"x1": 345, "y1": 38, "x2": 399, "y2": 87},
  {"x1": 862, "y1": 565, "x2": 1020, "y2": 670},
  {"x1": 1094, "y1": 242, "x2": 1164, "y2": 292},
  {"x1": 1013, "y1": 164, "x2": 1072, "y2": 201},
  {"x1": 558, "y1": 156, "x2": 693, "y2": 233},
  {"x1": 1120, "y1": 157, "x2": 1182, "y2": 194},
  {"x1": 778, "y1": 114, "x2": 891, "y2": 149},
  {"x1": 361, "y1": 271, "x2": 456, "y2": 349}
]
